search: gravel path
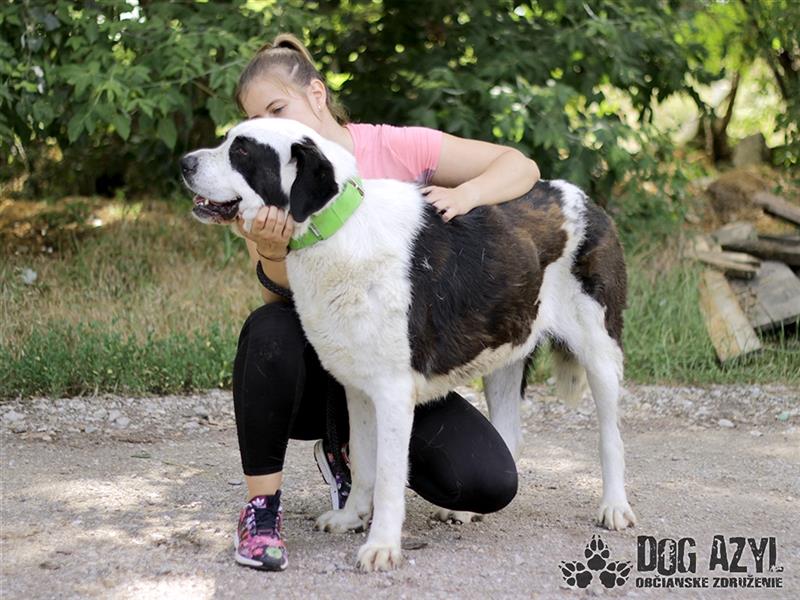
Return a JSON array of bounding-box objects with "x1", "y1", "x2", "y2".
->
[{"x1": 1, "y1": 383, "x2": 798, "y2": 599}]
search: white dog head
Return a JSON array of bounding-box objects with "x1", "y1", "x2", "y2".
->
[{"x1": 180, "y1": 118, "x2": 357, "y2": 231}]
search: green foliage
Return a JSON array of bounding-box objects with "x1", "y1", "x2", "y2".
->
[
  {"x1": 740, "y1": 0, "x2": 800, "y2": 166},
  {"x1": 678, "y1": 0, "x2": 800, "y2": 166},
  {"x1": 3, "y1": 0, "x2": 706, "y2": 205},
  {"x1": 3, "y1": 254, "x2": 797, "y2": 399},
  {"x1": 0, "y1": 321, "x2": 238, "y2": 398},
  {"x1": 622, "y1": 256, "x2": 800, "y2": 384},
  {"x1": 2, "y1": 1, "x2": 795, "y2": 211},
  {"x1": 1, "y1": 0, "x2": 271, "y2": 195}
]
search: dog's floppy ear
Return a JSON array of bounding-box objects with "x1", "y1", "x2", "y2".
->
[{"x1": 289, "y1": 137, "x2": 339, "y2": 223}]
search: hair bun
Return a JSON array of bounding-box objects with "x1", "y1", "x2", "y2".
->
[{"x1": 271, "y1": 33, "x2": 314, "y2": 62}]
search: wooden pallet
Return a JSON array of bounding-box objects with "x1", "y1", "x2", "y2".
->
[
  {"x1": 753, "y1": 192, "x2": 800, "y2": 227},
  {"x1": 729, "y1": 261, "x2": 800, "y2": 333},
  {"x1": 698, "y1": 270, "x2": 763, "y2": 363}
]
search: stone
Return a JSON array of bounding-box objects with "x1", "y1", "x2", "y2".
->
[
  {"x1": 732, "y1": 133, "x2": 769, "y2": 167},
  {"x1": 2, "y1": 410, "x2": 25, "y2": 423},
  {"x1": 21, "y1": 268, "x2": 38, "y2": 285},
  {"x1": 718, "y1": 418, "x2": 735, "y2": 428}
]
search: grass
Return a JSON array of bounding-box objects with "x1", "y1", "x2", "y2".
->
[
  {"x1": 1, "y1": 195, "x2": 798, "y2": 399},
  {"x1": 622, "y1": 247, "x2": 799, "y2": 384},
  {"x1": 1, "y1": 196, "x2": 260, "y2": 397}
]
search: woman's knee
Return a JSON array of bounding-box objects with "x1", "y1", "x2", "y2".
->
[
  {"x1": 408, "y1": 439, "x2": 518, "y2": 514},
  {"x1": 238, "y1": 302, "x2": 305, "y2": 359},
  {"x1": 467, "y1": 465, "x2": 518, "y2": 514}
]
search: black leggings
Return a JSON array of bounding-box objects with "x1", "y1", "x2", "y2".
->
[{"x1": 232, "y1": 302, "x2": 518, "y2": 514}]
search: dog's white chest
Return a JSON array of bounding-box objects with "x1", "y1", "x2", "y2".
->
[{"x1": 288, "y1": 247, "x2": 413, "y2": 389}]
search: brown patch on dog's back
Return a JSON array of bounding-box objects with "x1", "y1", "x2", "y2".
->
[{"x1": 407, "y1": 181, "x2": 568, "y2": 376}]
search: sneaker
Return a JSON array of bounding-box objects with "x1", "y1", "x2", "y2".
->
[
  {"x1": 313, "y1": 439, "x2": 352, "y2": 510},
  {"x1": 233, "y1": 490, "x2": 288, "y2": 571}
]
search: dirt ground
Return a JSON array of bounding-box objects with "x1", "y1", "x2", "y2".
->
[{"x1": 1, "y1": 383, "x2": 798, "y2": 599}]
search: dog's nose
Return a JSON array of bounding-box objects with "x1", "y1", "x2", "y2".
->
[{"x1": 180, "y1": 154, "x2": 199, "y2": 177}]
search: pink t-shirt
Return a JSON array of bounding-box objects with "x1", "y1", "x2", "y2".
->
[{"x1": 345, "y1": 123, "x2": 443, "y2": 185}]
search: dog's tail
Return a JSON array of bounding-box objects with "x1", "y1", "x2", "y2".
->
[{"x1": 551, "y1": 340, "x2": 588, "y2": 408}]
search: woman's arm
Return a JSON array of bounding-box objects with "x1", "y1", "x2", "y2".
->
[{"x1": 422, "y1": 133, "x2": 540, "y2": 222}]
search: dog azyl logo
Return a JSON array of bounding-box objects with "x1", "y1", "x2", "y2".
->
[
  {"x1": 559, "y1": 534, "x2": 632, "y2": 589},
  {"x1": 635, "y1": 535, "x2": 784, "y2": 589}
]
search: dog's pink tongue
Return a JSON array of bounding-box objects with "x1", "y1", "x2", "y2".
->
[{"x1": 193, "y1": 194, "x2": 206, "y2": 205}]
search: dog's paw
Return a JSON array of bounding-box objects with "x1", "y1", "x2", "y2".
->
[
  {"x1": 314, "y1": 509, "x2": 366, "y2": 533},
  {"x1": 599, "y1": 560, "x2": 633, "y2": 589},
  {"x1": 432, "y1": 508, "x2": 484, "y2": 524},
  {"x1": 356, "y1": 542, "x2": 403, "y2": 572},
  {"x1": 559, "y1": 561, "x2": 593, "y2": 589},
  {"x1": 596, "y1": 498, "x2": 637, "y2": 531}
]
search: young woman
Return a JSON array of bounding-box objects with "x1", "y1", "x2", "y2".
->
[{"x1": 230, "y1": 33, "x2": 540, "y2": 571}]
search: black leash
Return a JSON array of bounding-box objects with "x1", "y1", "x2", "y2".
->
[{"x1": 325, "y1": 379, "x2": 348, "y2": 477}]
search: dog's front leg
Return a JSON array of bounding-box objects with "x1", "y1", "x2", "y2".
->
[
  {"x1": 315, "y1": 387, "x2": 376, "y2": 533},
  {"x1": 356, "y1": 378, "x2": 415, "y2": 572}
]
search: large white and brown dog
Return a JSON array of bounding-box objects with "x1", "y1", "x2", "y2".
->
[{"x1": 181, "y1": 118, "x2": 636, "y2": 572}]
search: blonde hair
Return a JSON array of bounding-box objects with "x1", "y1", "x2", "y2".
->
[{"x1": 234, "y1": 33, "x2": 349, "y2": 125}]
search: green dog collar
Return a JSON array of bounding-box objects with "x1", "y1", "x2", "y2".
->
[{"x1": 288, "y1": 177, "x2": 365, "y2": 251}]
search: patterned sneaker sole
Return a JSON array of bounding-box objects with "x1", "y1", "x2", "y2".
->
[
  {"x1": 233, "y1": 534, "x2": 288, "y2": 571},
  {"x1": 313, "y1": 439, "x2": 343, "y2": 511}
]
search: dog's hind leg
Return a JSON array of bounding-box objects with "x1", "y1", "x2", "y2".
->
[
  {"x1": 315, "y1": 386, "x2": 375, "y2": 533},
  {"x1": 570, "y1": 297, "x2": 636, "y2": 531},
  {"x1": 484, "y1": 359, "x2": 526, "y2": 461}
]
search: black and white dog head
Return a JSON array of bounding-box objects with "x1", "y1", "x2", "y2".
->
[{"x1": 180, "y1": 118, "x2": 357, "y2": 232}]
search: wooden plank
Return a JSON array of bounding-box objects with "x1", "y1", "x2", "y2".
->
[
  {"x1": 688, "y1": 233, "x2": 719, "y2": 255},
  {"x1": 729, "y1": 261, "x2": 800, "y2": 332},
  {"x1": 753, "y1": 192, "x2": 800, "y2": 226},
  {"x1": 694, "y1": 250, "x2": 760, "y2": 279},
  {"x1": 698, "y1": 269, "x2": 763, "y2": 363},
  {"x1": 758, "y1": 233, "x2": 800, "y2": 245},
  {"x1": 721, "y1": 238, "x2": 800, "y2": 266},
  {"x1": 711, "y1": 221, "x2": 757, "y2": 246}
]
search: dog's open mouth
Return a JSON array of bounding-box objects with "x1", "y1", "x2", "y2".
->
[{"x1": 191, "y1": 195, "x2": 242, "y2": 222}]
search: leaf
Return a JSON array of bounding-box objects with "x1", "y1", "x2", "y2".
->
[
  {"x1": 157, "y1": 117, "x2": 177, "y2": 149},
  {"x1": 67, "y1": 110, "x2": 86, "y2": 143},
  {"x1": 206, "y1": 96, "x2": 230, "y2": 127},
  {"x1": 85, "y1": 21, "x2": 98, "y2": 44},
  {"x1": 42, "y1": 12, "x2": 60, "y2": 32},
  {"x1": 111, "y1": 112, "x2": 131, "y2": 141}
]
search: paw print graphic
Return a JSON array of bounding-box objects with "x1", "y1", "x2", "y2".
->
[
  {"x1": 599, "y1": 560, "x2": 632, "y2": 589},
  {"x1": 559, "y1": 535, "x2": 632, "y2": 590},
  {"x1": 559, "y1": 561, "x2": 593, "y2": 589},
  {"x1": 584, "y1": 534, "x2": 610, "y2": 571}
]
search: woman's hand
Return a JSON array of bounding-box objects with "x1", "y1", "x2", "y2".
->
[
  {"x1": 235, "y1": 206, "x2": 295, "y2": 258},
  {"x1": 420, "y1": 181, "x2": 481, "y2": 223}
]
